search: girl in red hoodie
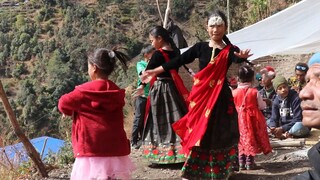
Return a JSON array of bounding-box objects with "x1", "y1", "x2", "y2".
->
[{"x1": 58, "y1": 48, "x2": 135, "y2": 180}]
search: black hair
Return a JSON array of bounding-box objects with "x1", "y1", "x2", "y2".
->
[
  {"x1": 149, "y1": 25, "x2": 180, "y2": 56},
  {"x1": 295, "y1": 62, "x2": 309, "y2": 72},
  {"x1": 141, "y1": 45, "x2": 155, "y2": 56},
  {"x1": 207, "y1": 10, "x2": 231, "y2": 45},
  {"x1": 88, "y1": 47, "x2": 130, "y2": 76},
  {"x1": 238, "y1": 65, "x2": 255, "y2": 83}
]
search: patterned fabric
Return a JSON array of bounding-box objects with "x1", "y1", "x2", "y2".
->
[
  {"x1": 232, "y1": 88, "x2": 272, "y2": 156},
  {"x1": 287, "y1": 76, "x2": 306, "y2": 91},
  {"x1": 172, "y1": 45, "x2": 232, "y2": 155},
  {"x1": 142, "y1": 79, "x2": 188, "y2": 164},
  {"x1": 142, "y1": 143, "x2": 185, "y2": 164},
  {"x1": 181, "y1": 145, "x2": 238, "y2": 179}
]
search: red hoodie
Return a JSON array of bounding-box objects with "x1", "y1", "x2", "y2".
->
[{"x1": 58, "y1": 79, "x2": 130, "y2": 157}]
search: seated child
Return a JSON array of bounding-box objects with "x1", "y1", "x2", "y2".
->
[{"x1": 268, "y1": 76, "x2": 310, "y2": 139}]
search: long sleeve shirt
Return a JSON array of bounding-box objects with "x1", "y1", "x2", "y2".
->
[{"x1": 268, "y1": 89, "x2": 302, "y2": 131}]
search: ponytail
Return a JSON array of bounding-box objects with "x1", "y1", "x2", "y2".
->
[
  {"x1": 168, "y1": 37, "x2": 181, "y2": 56},
  {"x1": 222, "y1": 35, "x2": 231, "y2": 45},
  {"x1": 88, "y1": 47, "x2": 130, "y2": 76},
  {"x1": 112, "y1": 46, "x2": 130, "y2": 70}
]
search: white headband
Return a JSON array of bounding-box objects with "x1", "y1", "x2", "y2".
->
[{"x1": 208, "y1": 16, "x2": 225, "y2": 26}]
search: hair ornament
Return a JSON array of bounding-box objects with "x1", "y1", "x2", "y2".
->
[
  {"x1": 108, "y1": 50, "x2": 115, "y2": 58},
  {"x1": 208, "y1": 16, "x2": 224, "y2": 26}
]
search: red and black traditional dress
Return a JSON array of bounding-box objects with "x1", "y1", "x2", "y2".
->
[
  {"x1": 141, "y1": 48, "x2": 188, "y2": 164},
  {"x1": 162, "y1": 42, "x2": 244, "y2": 179}
]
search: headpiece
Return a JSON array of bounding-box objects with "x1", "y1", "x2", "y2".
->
[{"x1": 208, "y1": 16, "x2": 224, "y2": 26}]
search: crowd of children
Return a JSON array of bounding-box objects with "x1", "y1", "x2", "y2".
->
[{"x1": 56, "y1": 8, "x2": 317, "y2": 180}]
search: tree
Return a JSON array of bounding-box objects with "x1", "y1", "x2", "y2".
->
[{"x1": 15, "y1": 15, "x2": 26, "y2": 28}]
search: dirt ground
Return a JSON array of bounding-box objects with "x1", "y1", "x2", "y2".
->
[
  {"x1": 129, "y1": 145, "x2": 312, "y2": 180},
  {"x1": 45, "y1": 129, "x2": 320, "y2": 180},
  {"x1": 46, "y1": 141, "x2": 314, "y2": 180}
]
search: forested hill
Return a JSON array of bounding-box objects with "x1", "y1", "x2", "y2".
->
[{"x1": 0, "y1": 0, "x2": 299, "y2": 143}]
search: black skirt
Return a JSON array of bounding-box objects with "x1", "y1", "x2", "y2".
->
[{"x1": 142, "y1": 78, "x2": 188, "y2": 164}]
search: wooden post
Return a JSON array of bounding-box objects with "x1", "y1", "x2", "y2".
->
[
  {"x1": 163, "y1": 0, "x2": 171, "y2": 28},
  {"x1": 156, "y1": 0, "x2": 164, "y2": 24},
  {"x1": 0, "y1": 80, "x2": 48, "y2": 177},
  {"x1": 227, "y1": 0, "x2": 230, "y2": 34},
  {"x1": 270, "y1": 138, "x2": 305, "y2": 148},
  {"x1": 0, "y1": 136, "x2": 3, "y2": 147}
]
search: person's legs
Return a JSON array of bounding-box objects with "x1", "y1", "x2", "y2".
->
[
  {"x1": 246, "y1": 155, "x2": 256, "y2": 170},
  {"x1": 137, "y1": 97, "x2": 147, "y2": 143},
  {"x1": 131, "y1": 96, "x2": 147, "y2": 147},
  {"x1": 239, "y1": 154, "x2": 246, "y2": 170},
  {"x1": 288, "y1": 122, "x2": 311, "y2": 138}
]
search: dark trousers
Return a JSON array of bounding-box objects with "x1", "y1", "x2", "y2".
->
[{"x1": 131, "y1": 96, "x2": 147, "y2": 144}]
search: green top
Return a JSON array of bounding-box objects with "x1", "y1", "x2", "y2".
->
[{"x1": 136, "y1": 60, "x2": 149, "y2": 96}]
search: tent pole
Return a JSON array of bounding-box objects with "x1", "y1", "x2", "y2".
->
[
  {"x1": 0, "y1": 80, "x2": 48, "y2": 177},
  {"x1": 40, "y1": 137, "x2": 48, "y2": 159}
]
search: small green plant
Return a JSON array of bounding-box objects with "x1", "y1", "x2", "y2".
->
[{"x1": 55, "y1": 141, "x2": 74, "y2": 166}]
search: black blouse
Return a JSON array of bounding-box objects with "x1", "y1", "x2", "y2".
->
[
  {"x1": 162, "y1": 42, "x2": 244, "y2": 72},
  {"x1": 145, "y1": 49, "x2": 179, "y2": 78}
]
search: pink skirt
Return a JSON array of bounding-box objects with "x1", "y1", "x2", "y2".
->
[{"x1": 71, "y1": 156, "x2": 136, "y2": 180}]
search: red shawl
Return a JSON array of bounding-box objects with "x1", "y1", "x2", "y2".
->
[
  {"x1": 172, "y1": 45, "x2": 231, "y2": 155},
  {"x1": 144, "y1": 48, "x2": 189, "y2": 124}
]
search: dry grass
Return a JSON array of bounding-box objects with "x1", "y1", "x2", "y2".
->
[
  {"x1": 0, "y1": 155, "x2": 26, "y2": 179},
  {"x1": 124, "y1": 88, "x2": 135, "y2": 140}
]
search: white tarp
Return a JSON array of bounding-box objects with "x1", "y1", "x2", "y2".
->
[{"x1": 228, "y1": 0, "x2": 320, "y2": 60}]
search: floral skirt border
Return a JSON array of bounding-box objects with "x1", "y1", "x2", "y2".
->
[
  {"x1": 181, "y1": 144, "x2": 238, "y2": 179},
  {"x1": 142, "y1": 144, "x2": 186, "y2": 164}
]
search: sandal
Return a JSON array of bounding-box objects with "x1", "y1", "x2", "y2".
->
[
  {"x1": 245, "y1": 163, "x2": 257, "y2": 170},
  {"x1": 239, "y1": 163, "x2": 246, "y2": 170}
]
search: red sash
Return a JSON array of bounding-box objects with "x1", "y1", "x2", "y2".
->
[
  {"x1": 144, "y1": 49, "x2": 189, "y2": 125},
  {"x1": 158, "y1": 48, "x2": 189, "y2": 106},
  {"x1": 172, "y1": 45, "x2": 231, "y2": 155}
]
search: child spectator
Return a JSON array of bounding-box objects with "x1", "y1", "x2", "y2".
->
[
  {"x1": 268, "y1": 76, "x2": 310, "y2": 139},
  {"x1": 255, "y1": 73, "x2": 263, "y2": 90},
  {"x1": 259, "y1": 66, "x2": 277, "y2": 120},
  {"x1": 58, "y1": 48, "x2": 135, "y2": 179},
  {"x1": 232, "y1": 65, "x2": 272, "y2": 170},
  {"x1": 228, "y1": 75, "x2": 238, "y2": 90},
  {"x1": 131, "y1": 45, "x2": 155, "y2": 149}
]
